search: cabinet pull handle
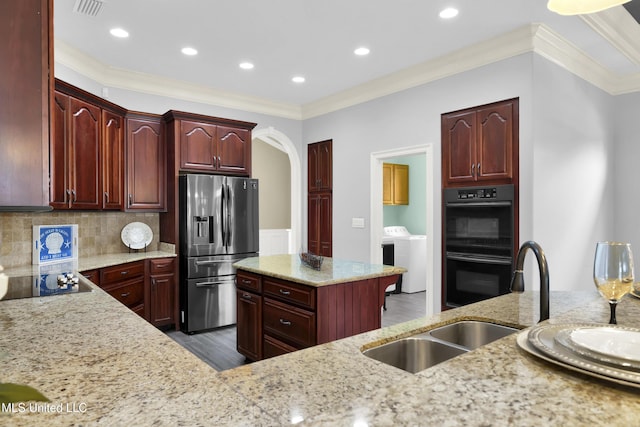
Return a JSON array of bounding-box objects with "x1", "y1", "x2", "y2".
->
[
  {"x1": 71, "y1": 189, "x2": 77, "y2": 202},
  {"x1": 477, "y1": 162, "x2": 481, "y2": 175},
  {"x1": 242, "y1": 292, "x2": 252, "y2": 299},
  {"x1": 121, "y1": 292, "x2": 130, "y2": 298},
  {"x1": 128, "y1": 194, "x2": 133, "y2": 207},
  {"x1": 104, "y1": 191, "x2": 109, "y2": 204},
  {"x1": 279, "y1": 318, "x2": 292, "y2": 326},
  {"x1": 120, "y1": 271, "x2": 129, "y2": 275},
  {"x1": 279, "y1": 289, "x2": 291, "y2": 295},
  {"x1": 471, "y1": 163, "x2": 475, "y2": 177},
  {"x1": 155, "y1": 264, "x2": 168, "y2": 269},
  {"x1": 241, "y1": 279, "x2": 252, "y2": 284}
]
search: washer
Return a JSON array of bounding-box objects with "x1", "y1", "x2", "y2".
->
[{"x1": 383, "y1": 226, "x2": 427, "y2": 293}]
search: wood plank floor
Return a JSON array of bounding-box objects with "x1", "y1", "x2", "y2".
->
[{"x1": 165, "y1": 291, "x2": 427, "y2": 371}]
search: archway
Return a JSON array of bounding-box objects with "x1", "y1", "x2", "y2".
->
[{"x1": 252, "y1": 127, "x2": 302, "y2": 253}]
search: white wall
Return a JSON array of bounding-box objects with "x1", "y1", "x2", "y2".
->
[
  {"x1": 531, "y1": 55, "x2": 616, "y2": 292},
  {"x1": 614, "y1": 92, "x2": 640, "y2": 257}
]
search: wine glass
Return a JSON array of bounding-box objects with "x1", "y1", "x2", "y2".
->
[{"x1": 593, "y1": 241, "x2": 634, "y2": 325}]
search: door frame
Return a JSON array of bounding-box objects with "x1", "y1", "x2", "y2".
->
[{"x1": 370, "y1": 144, "x2": 436, "y2": 316}]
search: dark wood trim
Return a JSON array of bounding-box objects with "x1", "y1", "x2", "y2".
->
[{"x1": 162, "y1": 110, "x2": 256, "y2": 130}]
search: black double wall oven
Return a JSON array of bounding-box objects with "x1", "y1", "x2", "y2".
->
[{"x1": 443, "y1": 185, "x2": 515, "y2": 309}]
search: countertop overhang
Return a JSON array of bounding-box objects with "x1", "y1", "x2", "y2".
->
[{"x1": 233, "y1": 254, "x2": 406, "y2": 287}]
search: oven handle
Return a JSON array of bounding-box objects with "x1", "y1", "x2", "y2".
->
[
  {"x1": 447, "y1": 252, "x2": 512, "y2": 265},
  {"x1": 446, "y1": 201, "x2": 512, "y2": 208}
]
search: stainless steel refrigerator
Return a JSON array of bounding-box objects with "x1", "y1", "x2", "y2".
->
[{"x1": 179, "y1": 174, "x2": 259, "y2": 333}]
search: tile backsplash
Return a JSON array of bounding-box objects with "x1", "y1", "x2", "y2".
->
[{"x1": 0, "y1": 212, "x2": 161, "y2": 268}]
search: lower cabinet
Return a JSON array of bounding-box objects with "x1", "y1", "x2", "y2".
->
[
  {"x1": 81, "y1": 257, "x2": 177, "y2": 329},
  {"x1": 236, "y1": 269, "x2": 400, "y2": 361}
]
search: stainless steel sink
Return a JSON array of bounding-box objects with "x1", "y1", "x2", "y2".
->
[
  {"x1": 428, "y1": 320, "x2": 519, "y2": 350},
  {"x1": 362, "y1": 336, "x2": 468, "y2": 374},
  {"x1": 363, "y1": 320, "x2": 519, "y2": 373}
]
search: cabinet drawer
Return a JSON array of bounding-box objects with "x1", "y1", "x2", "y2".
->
[
  {"x1": 149, "y1": 258, "x2": 175, "y2": 275},
  {"x1": 263, "y1": 298, "x2": 315, "y2": 348},
  {"x1": 263, "y1": 277, "x2": 315, "y2": 310},
  {"x1": 236, "y1": 271, "x2": 261, "y2": 293},
  {"x1": 103, "y1": 277, "x2": 144, "y2": 309},
  {"x1": 263, "y1": 334, "x2": 298, "y2": 359},
  {"x1": 80, "y1": 269, "x2": 100, "y2": 286},
  {"x1": 100, "y1": 261, "x2": 145, "y2": 286}
]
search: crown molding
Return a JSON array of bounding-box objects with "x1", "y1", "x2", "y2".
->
[
  {"x1": 56, "y1": 18, "x2": 640, "y2": 122},
  {"x1": 54, "y1": 40, "x2": 303, "y2": 120}
]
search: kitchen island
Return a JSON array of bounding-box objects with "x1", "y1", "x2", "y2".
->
[
  {"x1": 1, "y1": 272, "x2": 640, "y2": 425},
  {"x1": 233, "y1": 254, "x2": 406, "y2": 361}
]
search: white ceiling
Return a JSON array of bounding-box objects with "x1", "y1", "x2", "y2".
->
[{"x1": 54, "y1": 0, "x2": 640, "y2": 119}]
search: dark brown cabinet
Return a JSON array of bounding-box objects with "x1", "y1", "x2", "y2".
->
[
  {"x1": 441, "y1": 98, "x2": 518, "y2": 187},
  {"x1": 99, "y1": 261, "x2": 146, "y2": 318},
  {"x1": 102, "y1": 110, "x2": 125, "y2": 210},
  {"x1": 236, "y1": 271, "x2": 263, "y2": 361},
  {"x1": 236, "y1": 268, "x2": 400, "y2": 361},
  {"x1": 164, "y1": 111, "x2": 255, "y2": 176},
  {"x1": 308, "y1": 140, "x2": 332, "y2": 192},
  {"x1": 125, "y1": 113, "x2": 166, "y2": 211},
  {"x1": 307, "y1": 140, "x2": 333, "y2": 256},
  {"x1": 0, "y1": 0, "x2": 52, "y2": 209},
  {"x1": 148, "y1": 258, "x2": 176, "y2": 327},
  {"x1": 308, "y1": 192, "x2": 332, "y2": 257},
  {"x1": 50, "y1": 92, "x2": 102, "y2": 209}
]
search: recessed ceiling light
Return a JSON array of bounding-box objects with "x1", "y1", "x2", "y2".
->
[
  {"x1": 354, "y1": 47, "x2": 370, "y2": 56},
  {"x1": 109, "y1": 27, "x2": 129, "y2": 38},
  {"x1": 239, "y1": 62, "x2": 254, "y2": 70},
  {"x1": 181, "y1": 47, "x2": 198, "y2": 56},
  {"x1": 439, "y1": 7, "x2": 459, "y2": 19},
  {"x1": 292, "y1": 76, "x2": 306, "y2": 83}
]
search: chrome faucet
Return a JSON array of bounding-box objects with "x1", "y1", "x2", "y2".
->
[{"x1": 510, "y1": 241, "x2": 550, "y2": 322}]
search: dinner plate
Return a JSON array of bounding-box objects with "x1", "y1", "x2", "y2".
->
[
  {"x1": 523, "y1": 324, "x2": 640, "y2": 386},
  {"x1": 569, "y1": 327, "x2": 640, "y2": 363},
  {"x1": 516, "y1": 330, "x2": 640, "y2": 389},
  {"x1": 555, "y1": 328, "x2": 640, "y2": 370},
  {"x1": 121, "y1": 222, "x2": 153, "y2": 249}
]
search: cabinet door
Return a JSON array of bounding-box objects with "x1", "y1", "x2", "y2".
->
[
  {"x1": 150, "y1": 273, "x2": 175, "y2": 326},
  {"x1": 308, "y1": 194, "x2": 320, "y2": 254},
  {"x1": 102, "y1": 110, "x2": 124, "y2": 209},
  {"x1": 50, "y1": 91, "x2": 70, "y2": 209},
  {"x1": 217, "y1": 126, "x2": 251, "y2": 175},
  {"x1": 318, "y1": 193, "x2": 332, "y2": 257},
  {"x1": 382, "y1": 163, "x2": 393, "y2": 205},
  {"x1": 68, "y1": 96, "x2": 101, "y2": 209},
  {"x1": 179, "y1": 120, "x2": 217, "y2": 171},
  {"x1": 476, "y1": 101, "x2": 514, "y2": 182},
  {"x1": 126, "y1": 117, "x2": 166, "y2": 211},
  {"x1": 308, "y1": 140, "x2": 332, "y2": 192},
  {"x1": 0, "y1": 0, "x2": 51, "y2": 208},
  {"x1": 393, "y1": 164, "x2": 409, "y2": 205},
  {"x1": 442, "y1": 110, "x2": 476, "y2": 185},
  {"x1": 236, "y1": 289, "x2": 262, "y2": 361}
]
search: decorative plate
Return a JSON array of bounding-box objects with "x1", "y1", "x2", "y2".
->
[
  {"x1": 121, "y1": 222, "x2": 153, "y2": 249},
  {"x1": 568, "y1": 327, "x2": 640, "y2": 363}
]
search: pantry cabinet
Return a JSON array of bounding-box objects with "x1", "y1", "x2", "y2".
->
[
  {"x1": 307, "y1": 140, "x2": 333, "y2": 256},
  {"x1": 383, "y1": 163, "x2": 409, "y2": 205},
  {"x1": 308, "y1": 140, "x2": 332, "y2": 192},
  {"x1": 441, "y1": 98, "x2": 518, "y2": 187}
]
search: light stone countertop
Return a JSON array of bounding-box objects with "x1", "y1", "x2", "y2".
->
[
  {"x1": 2, "y1": 274, "x2": 640, "y2": 425},
  {"x1": 234, "y1": 254, "x2": 406, "y2": 286}
]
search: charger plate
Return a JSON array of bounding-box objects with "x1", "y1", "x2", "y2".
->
[{"x1": 516, "y1": 324, "x2": 640, "y2": 388}]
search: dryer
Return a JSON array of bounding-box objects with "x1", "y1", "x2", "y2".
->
[{"x1": 383, "y1": 226, "x2": 427, "y2": 293}]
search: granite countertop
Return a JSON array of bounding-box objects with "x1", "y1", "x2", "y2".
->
[
  {"x1": 3, "y1": 250, "x2": 176, "y2": 277},
  {"x1": 234, "y1": 254, "x2": 406, "y2": 287},
  {"x1": 2, "y1": 278, "x2": 640, "y2": 425}
]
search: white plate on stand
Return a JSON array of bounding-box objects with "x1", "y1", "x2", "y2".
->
[{"x1": 121, "y1": 222, "x2": 153, "y2": 250}]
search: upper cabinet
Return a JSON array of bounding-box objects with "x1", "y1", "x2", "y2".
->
[
  {"x1": 51, "y1": 80, "x2": 127, "y2": 210},
  {"x1": 308, "y1": 140, "x2": 332, "y2": 192},
  {"x1": 383, "y1": 163, "x2": 409, "y2": 205},
  {"x1": 163, "y1": 111, "x2": 256, "y2": 176},
  {"x1": 441, "y1": 98, "x2": 519, "y2": 187},
  {"x1": 0, "y1": 0, "x2": 52, "y2": 209},
  {"x1": 125, "y1": 113, "x2": 166, "y2": 211}
]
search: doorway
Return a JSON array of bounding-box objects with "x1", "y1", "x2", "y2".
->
[{"x1": 370, "y1": 144, "x2": 436, "y2": 316}]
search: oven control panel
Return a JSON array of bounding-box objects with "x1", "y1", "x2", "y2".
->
[{"x1": 457, "y1": 187, "x2": 497, "y2": 199}]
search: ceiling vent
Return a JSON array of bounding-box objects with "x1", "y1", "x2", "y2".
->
[{"x1": 73, "y1": 0, "x2": 105, "y2": 17}]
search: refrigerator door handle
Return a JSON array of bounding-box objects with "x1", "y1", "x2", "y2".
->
[
  {"x1": 194, "y1": 258, "x2": 247, "y2": 266},
  {"x1": 194, "y1": 280, "x2": 232, "y2": 288}
]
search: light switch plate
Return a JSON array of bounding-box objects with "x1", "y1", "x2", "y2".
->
[{"x1": 351, "y1": 217, "x2": 365, "y2": 228}]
